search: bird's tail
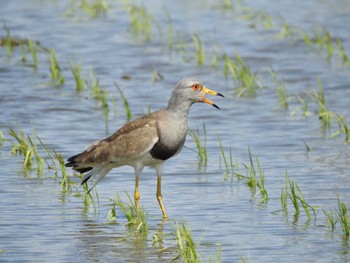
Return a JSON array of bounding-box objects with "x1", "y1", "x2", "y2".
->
[{"x1": 81, "y1": 166, "x2": 112, "y2": 194}]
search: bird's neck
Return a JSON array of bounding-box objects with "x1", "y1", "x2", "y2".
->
[{"x1": 166, "y1": 93, "x2": 193, "y2": 119}]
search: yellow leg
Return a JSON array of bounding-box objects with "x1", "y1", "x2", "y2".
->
[
  {"x1": 134, "y1": 176, "x2": 141, "y2": 221},
  {"x1": 156, "y1": 176, "x2": 168, "y2": 219}
]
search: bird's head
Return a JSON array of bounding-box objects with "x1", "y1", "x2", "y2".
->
[{"x1": 174, "y1": 78, "x2": 224, "y2": 109}]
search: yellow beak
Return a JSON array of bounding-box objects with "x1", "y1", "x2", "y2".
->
[{"x1": 201, "y1": 86, "x2": 225, "y2": 109}]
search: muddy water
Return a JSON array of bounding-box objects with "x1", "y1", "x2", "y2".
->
[{"x1": 1, "y1": 0, "x2": 350, "y2": 262}]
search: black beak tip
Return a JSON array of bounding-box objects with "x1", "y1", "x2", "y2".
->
[
  {"x1": 213, "y1": 104, "x2": 221, "y2": 110},
  {"x1": 217, "y1": 92, "x2": 225, "y2": 98}
]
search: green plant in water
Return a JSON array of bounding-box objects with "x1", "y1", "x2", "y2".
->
[
  {"x1": 188, "y1": 124, "x2": 208, "y2": 169},
  {"x1": 27, "y1": 38, "x2": 38, "y2": 71},
  {"x1": 281, "y1": 172, "x2": 316, "y2": 221},
  {"x1": 2, "y1": 19, "x2": 12, "y2": 58},
  {"x1": 108, "y1": 193, "x2": 148, "y2": 235},
  {"x1": 270, "y1": 68, "x2": 290, "y2": 110},
  {"x1": 311, "y1": 78, "x2": 331, "y2": 128},
  {"x1": 124, "y1": 3, "x2": 153, "y2": 41},
  {"x1": 49, "y1": 49, "x2": 65, "y2": 85},
  {"x1": 8, "y1": 127, "x2": 44, "y2": 175},
  {"x1": 114, "y1": 82, "x2": 132, "y2": 121},
  {"x1": 223, "y1": 52, "x2": 261, "y2": 97},
  {"x1": 331, "y1": 113, "x2": 349, "y2": 144},
  {"x1": 217, "y1": 135, "x2": 237, "y2": 179},
  {"x1": 193, "y1": 34, "x2": 205, "y2": 66},
  {"x1": 174, "y1": 221, "x2": 200, "y2": 263},
  {"x1": 69, "y1": 61, "x2": 85, "y2": 91},
  {"x1": 88, "y1": 70, "x2": 109, "y2": 119},
  {"x1": 323, "y1": 208, "x2": 337, "y2": 232},
  {"x1": 336, "y1": 197, "x2": 350, "y2": 237}
]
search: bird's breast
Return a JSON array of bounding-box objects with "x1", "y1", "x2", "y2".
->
[{"x1": 150, "y1": 115, "x2": 187, "y2": 161}]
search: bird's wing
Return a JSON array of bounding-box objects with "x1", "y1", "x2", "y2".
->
[{"x1": 73, "y1": 117, "x2": 159, "y2": 166}]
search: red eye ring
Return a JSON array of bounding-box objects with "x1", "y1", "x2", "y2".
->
[{"x1": 192, "y1": 84, "x2": 200, "y2": 91}]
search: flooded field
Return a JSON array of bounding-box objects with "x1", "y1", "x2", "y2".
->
[{"x1": 1, "y1": 0, "x2": 350, "y2": 262}]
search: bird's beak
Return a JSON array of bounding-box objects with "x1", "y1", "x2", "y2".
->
[{"x1": 201, "y1": 86, "x2": 225, "y2": 110}]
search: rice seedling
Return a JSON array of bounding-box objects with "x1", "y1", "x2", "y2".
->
[
  {"x1": 2, "y1": 19, "x2": 12, "y2": 58},
  {"x1": 114, "y1": 82, "x2": 132, "y2": 121},
  {"x1": 301, "y1": 140, "x2": 312, "y2": 153},
  {"x1": 0, "y1": 130, "x2": 5, "y2": 147},
  {"x1": 336, "y1": 197, "x2": 350, "y2": 237},
  {"x1": 323, "y1": 208, "x2": 337, "y2": 232},
  {"x1": 64, "y1": 0, "x2": 109, "y2": 18},
  {"x1": 335, "y1": 38, "x2": 350, "y2": 66},
  {"x1": 217, "y1": 135, "x2": 236, "y2": 179},
  {"x1": 49, "y1": 49, "x2": 65, "y2": 85},
  {"x1": 87, "y1": 70, "x2": 109, "y2": 118},
  {"x1": 193, "y1": 34, "x2": 205, "y2": 66},
  {"x1": 20, "y1": 43, "x2": 27, "y2": 63},
  {"x1": 223, "y1": 52, "x2": 262, "y2": 97},
  {"x1": 331, "y1": 113, "x2": 349, "y2": 144},
  {"x1": 238, "y1": 148, "x2": 268, "y2": 204},
  {"x1": 27, "y1": 38, "x2": 38, "y2": 71},
  {"x1": 270, "y1": 68, "x2": 290, "y2": 110},
  {"x1": 290, "y1": 95, "x2": 312, "y2": 117},
  {"x1": 80, "y1": 0, "x2": 109, "y2": 18},
  {"x1": 151, "y1": 66, "x2": 164, "y2": 82},
  {"x1": 174, "y1": 221, "x2": 200, "y2": 263},
  {"x1": 310, "y1": 78, "x2": 332, "y2": 128},
  {"x1": 108, "y1": 192, "x2": 148, "y2": 235},
  {"x1": 188, "y1": 124, "x2": 208, "y2": 169},
  {"x1": 8, "y1": 127, "x2": 44, "y2": 175},
  {"x1": 281, "y1": 173, "x2": 316, "y2": 221},
  {"x1": 69, "y1": 61, "x2": 85, "y2": 91},
  {"x1": 124, "y1": 3, "x2": 153, "y2": 41}
]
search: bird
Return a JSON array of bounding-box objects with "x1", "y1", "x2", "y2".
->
[{"x1": 65, "y1": 77, "x2": 224, "y2": 219}]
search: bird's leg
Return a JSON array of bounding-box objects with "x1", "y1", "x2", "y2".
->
[
  {"x1": 134, "y1": 175, "x2": 141, "y2": 222},
  {"x1": 156, "y1": 176, "x2": 168, "y2": 219}
]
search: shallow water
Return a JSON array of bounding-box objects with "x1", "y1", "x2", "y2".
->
[{"x1": 1, "y1": 0, "x2": 350, "y2": 262}]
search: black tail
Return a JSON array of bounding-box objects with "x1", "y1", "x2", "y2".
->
[{"x1": 65, "y1": 154, "x2": 93, "y2": 174}]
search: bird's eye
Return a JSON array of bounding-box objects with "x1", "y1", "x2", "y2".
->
[{"x1": 192, "y1": 84, "x2": 200, "y2": 91}]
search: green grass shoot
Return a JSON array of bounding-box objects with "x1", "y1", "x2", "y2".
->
[
  {"x1": 193, "y1": 34, "x2": 205, "y2": 66},
  {"x1": 108, "y1": 192, "x2": 148, "y2": 235},
  {"x1": 49, "y1": 49, "x2": 65, "y2": 84},
  {"x1": 331, "y1": 113, "x2": 349, "y2": 144},
  {"x1": 88, "y1": 70, "x2": 109, "y2": 118},
  {"x1": 188, "y1": 124, "x2": 208, "y2": 169},
  {"x1": 114, "y1": 82, "x2": 132, "y2": 121},
  {"x1": 27, "y1": 38, "x2": 38, "y2": 70},
  {"x1": 270, "y1": 68, "x2": 289, "y2": 110},
  {"x1": 124, "y1": 3, "x2": 153, "y2": 41},
  {"x1": 323, "y1": 208, "x2": 337, "y2": 232},
  {"x1": 8, "y1": 127, "x2": 44, "y2": 175},
  {"x1": 336, "y1": 197, "x2": 350, "y2": 237},
  {"x1": 2, "y1": 19, "x2": 12, "y2": 58},
  {"x1": 311, "y1": 78, "x2": 331, "y2": 128},
  {"x1": 69, "y1": 61, "x2": 85, "y2": 91},
  {"x1": 282, "y1": 172, "x2": 316, "y2": 221},
  {"x1": 174, "y1": 221, "x2": 200, "y2": 263},
  {"x1": 223, "y1": 52, "x2": 261, "y2": 97}
]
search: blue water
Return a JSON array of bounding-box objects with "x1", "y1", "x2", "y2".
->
[{"x1": 1, "y1": 0, "x2": 350, "y2": 262}]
